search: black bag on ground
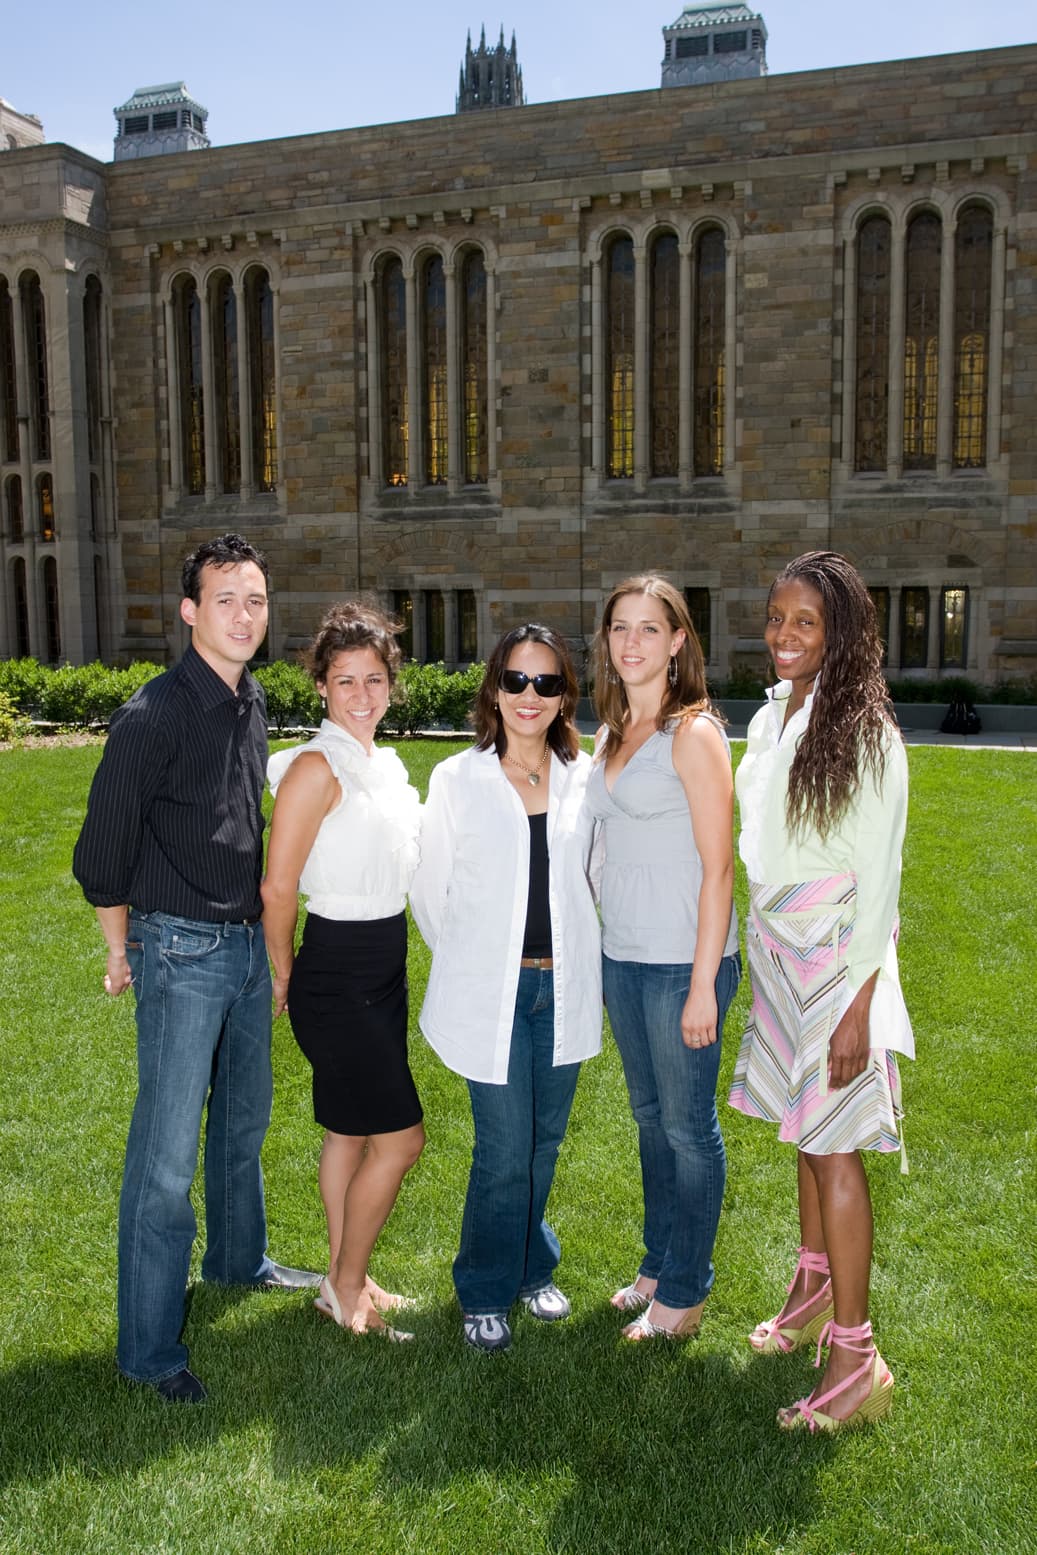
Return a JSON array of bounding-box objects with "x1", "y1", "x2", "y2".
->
[{"x1": 940, "y1": 696, "x2": 982, "y2": 735}]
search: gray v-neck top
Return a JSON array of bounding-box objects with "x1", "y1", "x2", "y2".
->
[{"x1": 584, "y1": 722, "x2": 739, "y2": 964}]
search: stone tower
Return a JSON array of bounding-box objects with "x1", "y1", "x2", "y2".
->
[
  {"x1": 113, "y1": 83, "x2": 209, "y2": 161},
  {"x1": 456, "y1": 26, "x2": 525, "y2": 112},
  {"x1": 661, "y1": 3, "x2": 768, "y2": 87}
]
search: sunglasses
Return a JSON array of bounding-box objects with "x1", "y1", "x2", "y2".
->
[{"x1": 499, "y1": 670, "x2": 566, "y2": 697}]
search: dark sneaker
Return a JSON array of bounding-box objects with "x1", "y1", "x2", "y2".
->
[
  {"x1": 521, "y1": 1283, "x2": 572, "y2": 1321},
  {"x1": 462, "y1": 1313, "x2": 512, "y2": 1352}
]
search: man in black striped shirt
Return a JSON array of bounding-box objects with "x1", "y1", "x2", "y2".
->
[{"x1": 73, "y1": 534, "x2": 318, "y2": 1404}]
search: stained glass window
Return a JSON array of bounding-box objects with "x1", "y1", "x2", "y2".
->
[
  {"x1": 246, "y1": 269, "x2": 277, "y2": 492},
  {"x1": 211, "y1": 273, "x2": 240, "y2": 493},
  {"x1": 868, "y1": 587, "x2": 890, "y2": 665},
  {"x1": 425, "y1": 590, "x2": 445, "y2": 661},
  {"x1": 684, "y1": 586, "x2": 711, "y2": 661},
  {"x1": 649, "y1": 233, "x2": 679, "y2": 478},
  {"x1": 423, "y1": 257, "x2": 448, "y2": 486},
  {"x1": 83, "y1": 277, "x2": 103, "y2": 466},
  {"x1": 1, "y1": 278, "x2": 20, "y2": 462},
  {"x1": 854, "y1": 217, "x2": 891, "y2": 472},
  {"x1": 462, "y1": 252, "x2": 488, "y2": 484},
  {"x1": 693, "y1": 228, "x2": 725, "y2": 476},
  {"x1": 953, "y1": 206, "x2": 992, "y2": 469},
  {"x1": 605, "y1": 237, "x2": 634, "y2": 479},
  {"x1": 392, "y1": 590, "x2": 413, "y2": 658},
  {"x1": 6, "y1": 475, "x2": 22, "y2": 544},
  {"x1": 175, "y1": 276, "x2": 204, "y2": 495},
  {"x1": 38, "y1": 472, "x2": 54, "y2": 542},
  {"x1": 12, "y1": 557, "x2": 29, "y2": 657},
  {"x1": 21, "y1": 272, "x2": 50, "y2": 462},
  {"x1": 940, "y1": 586, "x2": 968, "y2": 668},
  {"x1": 381, "y1": 260, "x2": 408, "y2": 487},
  {"x1": 457, "y1": 588, "x2": 478, "y2": 661},
  {"x1": 903, "y1": 213, "x2": 940, "y2": 471},
  {"x1": 900, "y1": 586, "x2": 929, "y2": 669},
  {"x1": 43, "y1": 555, "x2": 60, "y2": 662}
]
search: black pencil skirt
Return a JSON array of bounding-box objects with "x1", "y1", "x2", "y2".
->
[{"x1": 287, "y1": 911, "x2": 423, "y2": 1136}]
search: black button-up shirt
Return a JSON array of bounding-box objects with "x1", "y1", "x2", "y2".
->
[{"x1": 73, "y1": 644, "x2": 268, "y2": 922}]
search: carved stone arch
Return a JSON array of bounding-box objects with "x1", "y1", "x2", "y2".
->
[
  {"x1": 446, "y1": 233, "x2": 498, "y2": 272},
  {"x1": 687, "y1": 213, "x2": 738, "y2": 248},
  {"x1": 360, "y1": 245, "x2": 408, "y2": 285},
  {"x1": 240, "y1": 256, "x2": 281, "y2": 290},
  {"x1": 13, "y1": 255, "x2": 54, "y2": 285},
  {"x1": 840, "y1": 195, "x2": 895, "y2": 244},
  {"x1": 164, "y1": 265, "x2": 203, "y2": 302},
  {"x1": 852, "y1": 516, "x2": 1000, "y2": 575},
  {"x1": 950, "y1": 187, "x2": 1009, "y2": 230},
  {"x1": 587, "y1": 222, "x2": 637, "y2": 264}
]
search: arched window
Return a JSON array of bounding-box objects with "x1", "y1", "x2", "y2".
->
[
  {"x1": 649, "y1": 232, "x2": 679, "y2": 478},
  {"x1": 605, "y1": 236, "x2": 635, "y2": 479},
  {"x1": 380, "y1": 259, "x2": 408, "y2": 487},
  {"x1": 174, "y1": 275, "x2": 204, "y2": 495},
  {"x1": 422, "y1": 256, "x2": 448, "y2": 485},
  {"x1": 83, "y1": 276, "x2": 104, "y2": 466},
  {"x1": 0, "y1": 278, "x2": 18, "y2": 462},
  {"x1": 245, "y1": 268, "x2": 277, "y2": 492},
  {"x1": 37, "y1": 472, "x2": 54, "y2": 541},
  {"x1": 693, "y1": 227, "x2": 726, "y2": 476},
  {"x1": 5, "y1": 475, "x2": 22, "y2": 543},
  {"x1": 854, "y1": 215, "x2": 891, "y2": 472},
  {"x1": 42, "y1": 554, "x2": 60, "y2": 662},
  {"x1": 903, "y1": 212, "x2": 941, "y2": 471},
  {"x1": 20, "y1": 271, "x2": 50, "y2": 461},
  {"x1": 11, "y1": 558, "x2": 30, "y2": 657},
  {"x1": 953, "y1": 205, "x2": 993, "y2": 469},
  {"x1": 461, "y1": 251, "x2": 488, "y2": 485},
  {"x1": 210, "y1": 272, "x2": 240, "y2": 492}
]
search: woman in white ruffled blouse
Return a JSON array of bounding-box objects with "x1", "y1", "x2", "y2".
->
[{"x1": 262, "y1": 602, "x2": 423, "y2": 1342}]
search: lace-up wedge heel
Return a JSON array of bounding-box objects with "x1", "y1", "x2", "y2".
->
[
  {"x1": 749, "y1": 1246, "x2": 834, "y2": 1354},
  {"x1": 777, "y1": 1319, "x2": 894, "y2": 1432}
]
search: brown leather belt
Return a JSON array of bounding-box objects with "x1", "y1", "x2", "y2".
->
[{"x1": 519, "y1": 956, "x2": 554, "y2": 969}]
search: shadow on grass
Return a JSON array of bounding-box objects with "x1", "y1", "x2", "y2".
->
[{"x1": 0, "y1": 1284, "x2": 837, "y2": 1551}]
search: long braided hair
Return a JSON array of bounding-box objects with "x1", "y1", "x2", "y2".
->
[{"x1": 773, "y1": 552, "x2": 897, "y2": 839}]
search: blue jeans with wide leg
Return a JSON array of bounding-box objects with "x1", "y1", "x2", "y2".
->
[
  {"x1": 603, "y1": 952, "x2": 741, "y2": 1310},
  {"x1": 118, "y1": 911, "x2": 275, "y2": 1383},
  {"x1": 454, "y1": 966, "x2": 581, "y2": 1316}
]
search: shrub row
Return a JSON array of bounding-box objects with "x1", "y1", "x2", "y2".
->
[{"x1": 0, "y1": 657, "x2": 487, "y2": 734}]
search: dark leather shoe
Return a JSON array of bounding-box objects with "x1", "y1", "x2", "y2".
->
[
  {"x1": 153, "y1": 1368, "x2": 208, "y2": 1404},
  {"x1": 259, "y1": 1260, "x2": 322, "y2": 1291}
]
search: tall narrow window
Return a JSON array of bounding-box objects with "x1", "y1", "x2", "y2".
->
[
  {"x1": 37, "y1": 473, "x2": 54, "y2": 541},
  {"x1": 461, "y1": 252, "x2": 488, "y2": 484},
  {"x1": 605, "y1": 236, "x2": 634, "y2": 479},
  {"x1": 12, "y1": 558, "x2": 30, "y2": 657},
  {"x1": 649, "y1": 233, "x2": 679, "y2": 478},
  {"x1": 392, "y1": 589, "x2": 413, "y2": 658},
  {"x1": 89, "y1": 473, "x2": 101, "y2": 540},
  {"x1": 0, "y1": 278, "x2": 18, "y2": 462},
  {"x1": 211, "y1": 273, "x2": 241, "y2": 492},
  {"x1": 174, "y1": 276, "x2": 204, "y2": 495},
  {"x1": 953, "y1": 206, "x2": 992, "y2": 469},
  {"x1": 246, "y1": 269, "x2": 277, "y2": 492},
  {"x1": 381, "y1": 260, "x2": 408, "y2": 487},
  {"x1": 42, "y1": 555, "x2": 60, "y2": 662},
  {"x1": 21, "y1": 272, "x2": 51, "y2": 461},
  {"x1": 425, "y1": 590, "x2": 445, "y2": 661},
  {"x1": 940, "y1": 586, "x2": 968, "y2": 668},
  {"x1": 903, "y1": 213, "x2": 940, "y2": 471},
  {"x1": 899, "y1": 587, "x2": 929, "y2": 669},
  {"x1": 868, "y1": 586, "x2": 891, "y2": 665},
  {"x1": 457, "y1": 588, "x2": 478, "y2": 661},
  {"x1": 693, "y1": 228, "x2": 726, "y2": 476},
  {"x1": 6, "y1": 475, "x2": 23, "y2": 543},
  {"x1": 683, "y1": 586, "x2": 711, "y2": 661},
  {"x1": 423, "y1": 257, "x2": 448, "y2": 485},
  {"x1": 854, "y1": 216, "x2": 891, "y2": 472},
  {"x1": 83, "y1": 276, "x2": 104, "y2": 466}
]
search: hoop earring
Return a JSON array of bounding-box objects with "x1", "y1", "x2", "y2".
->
[
  {"x1": 668, "y1": 655, "x2": 678, "y2": 688},
  {"x1": 605, "y1": 660, "x2": 619, "y2": 686}
]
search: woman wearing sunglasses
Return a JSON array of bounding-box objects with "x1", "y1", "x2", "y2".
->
[
  {"x1": 410, "y1": 624, "x2": 601, "y2": 1352},
  {"x1": 586, "y1": 574, "x2": 740, "y2": 1342}
]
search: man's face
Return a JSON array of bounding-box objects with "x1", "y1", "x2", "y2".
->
[{"x1": 180, "y1": 561, "x2": 268, "y2": 685}]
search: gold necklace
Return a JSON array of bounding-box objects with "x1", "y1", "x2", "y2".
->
[{"x1": 503, "y1": 745, "x2": 549, "y2": 787}]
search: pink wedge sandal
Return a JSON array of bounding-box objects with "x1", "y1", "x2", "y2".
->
[
  {"x1": 749, "y1": 1246, "x2": 834, "y2": 1354},
  {"x1": 777, "y1": 1319, "x2": 894, "y2": 1432}
]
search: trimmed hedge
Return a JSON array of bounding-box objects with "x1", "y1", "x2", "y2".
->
[{"x1": 0, "y1": 657, "x2": 485, "y2": 734}]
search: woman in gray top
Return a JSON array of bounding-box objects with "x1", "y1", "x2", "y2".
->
[{"x1": 586, "y1": 574, "x2": 740, "y2": 1341}]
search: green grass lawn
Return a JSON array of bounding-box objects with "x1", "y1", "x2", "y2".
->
[{"x1": 0, "y1": 741, "x2": 1034, "y2": 1555}]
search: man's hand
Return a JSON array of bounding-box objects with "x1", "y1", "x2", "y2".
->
[{"x1": 104, "y1": 948, "x2": 133, "y2": 997}]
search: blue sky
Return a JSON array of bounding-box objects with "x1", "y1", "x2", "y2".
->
[{"x1": 5, "y1": 0, "x2": 1034, "y2": 163}]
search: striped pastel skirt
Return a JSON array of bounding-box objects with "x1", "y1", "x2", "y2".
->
[{"x1": 728, "y1": 874, "x2": 902, "y2": 1155}]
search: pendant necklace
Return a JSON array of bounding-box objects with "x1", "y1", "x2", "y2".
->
[{"x1": 504, "y1": 745, "x2": 549, "y2": 787}]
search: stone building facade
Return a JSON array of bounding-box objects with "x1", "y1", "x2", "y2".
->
[{"x1": 1, "y1": 43, "x2": 1035, "y2": 683}]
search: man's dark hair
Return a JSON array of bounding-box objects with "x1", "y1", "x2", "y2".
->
[{"x1": 181, "y1": 534, "x2": 270, "y2": 603}]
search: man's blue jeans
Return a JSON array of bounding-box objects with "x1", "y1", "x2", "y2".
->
[
  {"x1": 118, "y1": 911, "x2": 275, "y2": 1382},
  {"x1": 603, "y1": 953, "x2": 741, "y2": 1310},
  {"x1": 454, "y1": 967, "x2": 582, "y2": 1315}
]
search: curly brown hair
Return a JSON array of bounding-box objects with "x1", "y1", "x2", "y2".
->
[
  {"x1": 591, "y1": 574, "x2": 719, "y2": 761},
  {"x1": 472, "y1": 624, "x2": 581, "y2": 762},
  {"x1": 302, "y1": 599, "x2": 403, "y2": 689},
  {"x1": 770, "y1": 552, "x2": 897, "y2": 839}
]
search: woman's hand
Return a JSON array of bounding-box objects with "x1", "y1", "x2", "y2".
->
[
  {"x1": 272, "y1": 968, "x2": 292, "y2": 1018},
  {"x1": 827, "y1": 972, "x2": 878, "y2": 1088},
  {"x1": 681, "y1": 984, "x2": 718, "y2": 1048}
]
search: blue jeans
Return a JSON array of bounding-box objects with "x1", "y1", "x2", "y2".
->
[
  {"x1": 118, "y1": 911, "x2": 275, "y2": 1382},
  {"x1": 454, "y1": 967, "x2": 581, "y2": 1315},
  {"x1": 603, "y1": 953, "x2": 741, "y2": 1310}
]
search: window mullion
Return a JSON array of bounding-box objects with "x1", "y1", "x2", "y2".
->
[
  {"x1": 234, "y1": 280, "x2": 252, "y2": 500},
  {"x1": 199, "y1": 283, "x2": 217, "y2": 499},
  {"x1": 987, "y1": 221, "x2": 1006, "y2": 470},
  {"x1": 404, "y1": 264, "x2": 420, "y2": 490},
  {"x1": 485, "y1": 262, "x2": 498, "y2": 482},
  {"x1": 365, "y1": 275, "x2": 382, "y2": 488},
  {"x1": 678, "y1": 240, "x2": 692, "y2": 491},
  {"x1": 887, "y1": 222, "x2": 906, "y2": 477},
  {"x1": 633, "y1": 242, "x2": 648, "y2": 492},
  {"x1": 444, "y1": 260, "x2": 459, "y2": 492},
  {"x1": 590, "y1": 255, "x2": 603, "y2": 481}
]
